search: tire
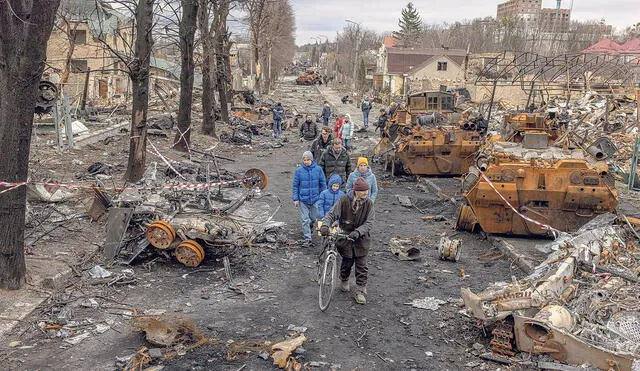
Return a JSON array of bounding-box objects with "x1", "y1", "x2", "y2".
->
[{"x1": 318, "y1": 252, "x2": 337, "y2": 311}]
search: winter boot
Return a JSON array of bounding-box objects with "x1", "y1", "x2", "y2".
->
[
  {"x1": 340, "y1": 280, "x2": 350, "y2": 292},
  {"x1": 354, "y1": 285, "x2": 367, "y2": 304}
]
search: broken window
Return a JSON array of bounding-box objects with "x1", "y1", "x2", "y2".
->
[
  {"x1": 71, "y1": 29, "x2": 87, "y2": 45},
  {"x1": 437, "y1": 62, "x2": 448, "y2": 71},
  {"x1": 70, "y1": 59, "x2": 88, "y2": 73},
  {"x1": 409, "y1": 96, "x2": 426, "y2": 110}
]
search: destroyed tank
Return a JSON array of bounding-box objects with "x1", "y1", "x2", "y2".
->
[
  {"x1": 295, "y1": 70, "x2": 321, "y2": 85},
  {"x1": 456, "y1": 113, "x2": 619, "y2": 236},
  {"x1": 375, "y1": 90, "x2": 485, "y2": 176}
]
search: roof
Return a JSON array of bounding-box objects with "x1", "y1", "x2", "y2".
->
[
  {"x1": 386, "y1": 47, "x2": 467, "y2": 74},
  {"x1": 58, "y1": 0, "x2": 131, "y2": 37},
  {"x1": 383, "y1": 36, "x2": 398, "y2": 48},
  {"x1": 619, "y1": 38, "x2": 640, "y2": 54},
  {"x1": 150, "y1": 57, "x2": 203, "y2": 88},
  {"x1": 581, "y1": 39, "x2": 622, "y2": 54}
]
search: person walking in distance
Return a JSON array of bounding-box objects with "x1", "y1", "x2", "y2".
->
[
  {"x1": 361, "y1": 96, "x2": 372, "y2": 130},
  {"x1": 292, "y1": 151, "x2": 326, "y2": 246},
  {"x1": 321, "y1": 101, "x2": 331, "y2": 126},
  {"x1": 341, "y1": 113, "x2": 354, "y2": 150},
  {"x1": 333, "y1": 114, "x2": 344, "y2": 142},
  {"x1": 375, "y1": 108, "x2": 388, "y2": 138},
  {"x1": 346, "y1": 157, "x2": 378, "y2": 201},
  {"x1": 271, "y1": 102, "x2": 285, "y2": 138},
  {"x1": 320, "y1": 177, "x2": 374, "y2": 305},
  {"x1": 318, "y1": 138, "x2": 351, "y2": 185},
  {"x1": 310, "y1": 126, "x2": 333, "y2": 163},
  {"x1": 299, "y1": 114, "x2": 318, "y2": 142}
]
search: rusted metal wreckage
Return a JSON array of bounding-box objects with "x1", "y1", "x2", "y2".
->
[
  {"x1": 295, "y1": 70, "x2": 321, "y2": 85},
  {"x1": 456, "y1": 112, "x2": 619, "y2": 236},
  {"x1": 98, "y1": 166, "x2": 278, "y2": 268},
  {"x1": 375, "y1": 90, "x2": 485, "y2": 176},
  {"x1": 460, "y1": 215, "x2": 640, "y2": 370}
]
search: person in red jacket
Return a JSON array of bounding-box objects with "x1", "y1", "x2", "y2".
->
[{"x1": 333, "y1": 114, "x2": 344, "y2": 141}]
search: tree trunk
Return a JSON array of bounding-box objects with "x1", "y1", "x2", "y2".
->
[
  {"x1": 0, "y1": 0, "x2": 61, "y2": 290},
  {"x1": 174, "y1": 0, "x2": 198, "y2": 152},
  {"x1": 199, "y1": 1, "x2": 217, "y2": 137},
  {"x1": 59, "y1": 21, "x2": 79, "y2": 85},
  {"x1": 124, "y1": 0, "x2": 154, "y2": 182},
  {"x1": 214, "y1": 0, "x2": 230, "y2": 124}
]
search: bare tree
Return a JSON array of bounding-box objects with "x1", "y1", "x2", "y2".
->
[
  {"x1": 0, "y1": 0, "x2": 61, "y2": 289},
  {"x1": 173, "y1": 0, "x2": 198, "y2": 151},
  {"x1": 259, "y1": 0, "x2": 295, "y2": 91},
  {"x1": 124, "y1": 0, "x2": 155, "y2": 181},
  {"x1": 198, "y1": 0, "x2": 217, "y2": 136},
  {"x1": 244, "y1": 0, "x2": 268, "y2": 92},
  {"x1": 213, "y1": 0, "x2": 231, "y2": 123}
]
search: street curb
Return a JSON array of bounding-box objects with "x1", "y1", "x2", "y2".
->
[{"x1": 490, "y1": 237, "x2": 536, "y2": 274}]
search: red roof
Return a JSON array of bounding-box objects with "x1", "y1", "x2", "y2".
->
[
  {"x1": 619, "y1": 38, "x2": 640, "y2": 54},
  {"x1": 383, "y1": 36, "x2": 398, "y2": 48},
  {"x1": 582, "y1": 39, "x2": 621, "y2": 54}
]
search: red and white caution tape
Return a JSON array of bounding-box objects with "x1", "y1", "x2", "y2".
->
[
  {"x1": 0, "y1": 182, "x2": 27, "y2": 195},
  {"x1": 0, "y1": 178, "x2": 245, "y2": 194},
  {"x1": 147, "y1": 140, "x2": 186, "y2": 180},
  {"x1": 146, "y1": 147, "x2": 181, "y2": 165},
  {"x1": 480, "y1": 172, "x2": 560, "y2": 236}
]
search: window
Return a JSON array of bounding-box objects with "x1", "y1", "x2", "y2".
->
[
  {"x1": 437, "y1": 62, "x2": 447, "y2": 71},
  {"x1": 427, "y1": 96, "x2": 438, "y2": 110},
  {"x1": 70, "y1": 59, "x2": 88, "y2": 73},
  {"x1": 71, "y1": 29, "x2": 87, "y2": 45}
]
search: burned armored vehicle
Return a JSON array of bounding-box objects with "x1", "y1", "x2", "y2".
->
[
  {"x1": 456, "y1": 113, "x2": 619, "y2": 236},
  {"x1": 376, "y1": 90, "x2": 486, "y2": 176},
  {"x1": 295, "y1": 70, "x2": 321, "y2": 85}
]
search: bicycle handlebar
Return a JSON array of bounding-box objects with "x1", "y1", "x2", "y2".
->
[{"x1": 323, "y1": 232, "x2": 354, "y2": 242}]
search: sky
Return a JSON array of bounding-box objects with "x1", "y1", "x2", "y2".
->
[{"x1": 291, "y1": 0, "x2": 639, "y2": 46}]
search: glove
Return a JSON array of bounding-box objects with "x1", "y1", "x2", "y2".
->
[
  {"x1": 320, "y1": 225, "x2": 330, "y2": 237},
  {"x1": 348, "y1": 230, "x2": 360, "y2": 240}
]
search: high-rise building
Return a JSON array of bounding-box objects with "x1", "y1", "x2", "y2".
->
[{"x1": 497, "y1": 0, "x2": 571, "y2": 29}]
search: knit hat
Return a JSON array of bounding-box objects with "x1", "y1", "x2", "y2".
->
[
  {"x1": 302, "y1": 151, "x2": 313, "y2": 161},
  {"x1": 345, "y1": 113, "x2": 351, "y2": 120},
  {"x1": 353, "y1": 177, "x2": 369, "y2": 191},
  {"x1": 357, "y1": 157, "x2": 369, "y2": 167}
]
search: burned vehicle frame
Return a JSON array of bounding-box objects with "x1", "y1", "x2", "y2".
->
[{"x1": 376, "y1": 90, "x2": 486, "y2": 176}]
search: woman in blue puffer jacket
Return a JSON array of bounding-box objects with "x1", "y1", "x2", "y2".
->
[
  {"x1": 292, "y1": 151, "x2": 327, "y2": 244},
  {"x1": 316, "y1": 174, "x2": 345, "y2": 219}
]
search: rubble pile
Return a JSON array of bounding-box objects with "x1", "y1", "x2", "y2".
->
[
  {"x1": 102, "y1": 163, "x2": 282, "y2": 267},
  {"x1": 461, "y1": 214, "x2": 640, "y2": 369}
]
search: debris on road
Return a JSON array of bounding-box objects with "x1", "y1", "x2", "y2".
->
[
  {"x1": 405, "y1": 297, "x2": 447, "y2": 311},
  {"x1": 460, "y1": 214, "x2": 640, "y2": 369},
  {"x1": 271, "y1": 334, "x2": 306, "y2": 368},
  {"x1": 438, "y1": 236, "x2": 462, "y2": 262},
  {"x1": 389, "y1": 238, "x2": 422, "y2": 261},
  {"x1": 131, "y1": 314, "x2": 207, "y2": 348}
]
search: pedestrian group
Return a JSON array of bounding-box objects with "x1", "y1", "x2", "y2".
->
[{"x1": 285, "y1": 97, "x2": 384, "y2": 305}]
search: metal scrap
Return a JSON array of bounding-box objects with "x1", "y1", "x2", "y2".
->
[{"x1": 460, "y1": 214, "x2": 640, "y2": 370}]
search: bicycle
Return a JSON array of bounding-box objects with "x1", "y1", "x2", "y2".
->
[{"x1": 317, "y1": 227, "x2": 353, "y2": 311}]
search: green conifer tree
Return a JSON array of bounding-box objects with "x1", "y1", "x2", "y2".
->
[{"x1": 392, "y1": 3, "x2": 423, "y2": 47}]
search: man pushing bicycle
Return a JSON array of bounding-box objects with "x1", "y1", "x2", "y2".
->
[{"x1": 320, "y1": 177, "x2": 374, "y2": 305}]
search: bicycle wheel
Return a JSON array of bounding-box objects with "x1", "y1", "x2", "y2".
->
[{"x1": 318, "y1": 252, "x2": 337, "y2": 311}]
